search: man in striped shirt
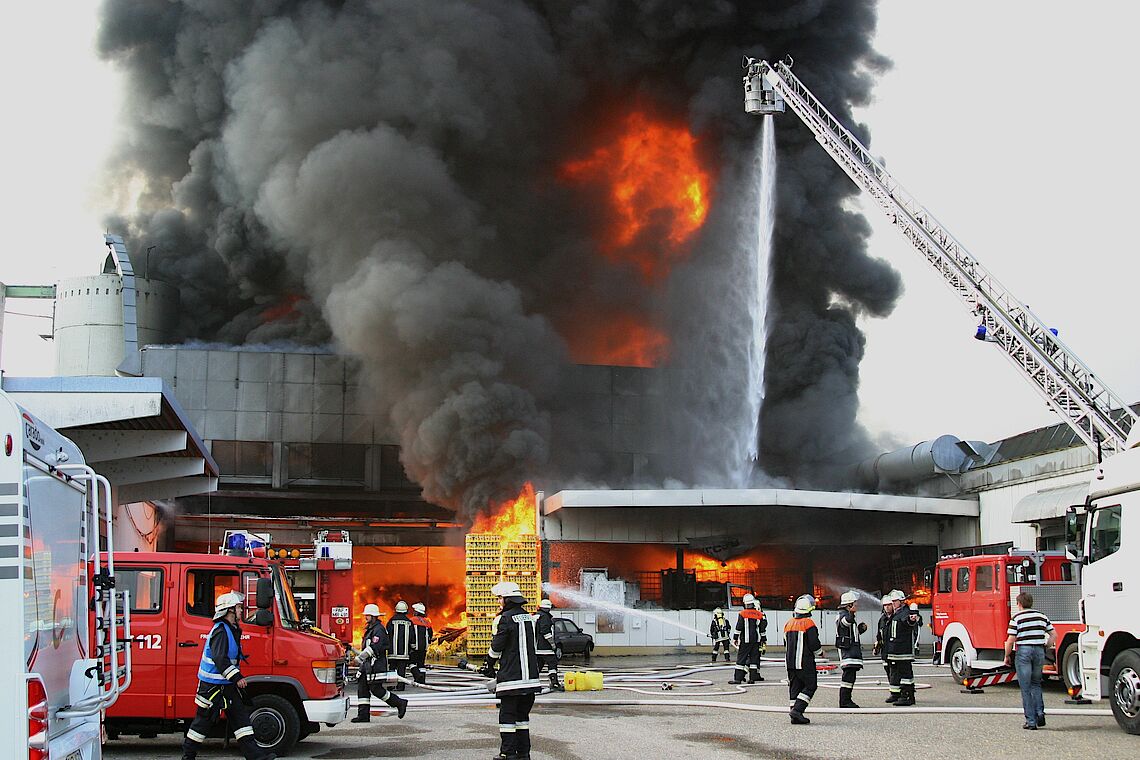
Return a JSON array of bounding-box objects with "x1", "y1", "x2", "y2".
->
[{"x1": 1004, "y1": 592, "x2": 1056, "y2": 730}]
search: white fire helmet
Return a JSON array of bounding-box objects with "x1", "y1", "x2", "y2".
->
[
  {"x1": 890, "y1": 589, "x2": 906, "y2": 603},
  {"x1": 793, "y1": 594, "x2": 816, "y2": 614},
  {"x1": 840, "y1": 591, "x2": 859, "y2": 607},
  {"x1": 213, "y1": 591, "x2": 245, "y2": 620},
  {"x1": 539, "y1": 599, "x2": 553, "y2": 609},
  {"x1": 395, "y1": 601, "x2": 409, "y2": 613},
  {"x1": 741, "y1": 593, "x2": 756, "y2": 607},
  {"x1": 713, "y1": 607, "x2": 724, "y2": 617},
  {"x1": 491, "y1": 581, "x2": 522, "y2": 598},
  {"x1": 361, "y1": 603, "x2": 381, "y2": 618},
  {"x1": 412, "y1": 602, "x2": 426, "y2": 614}
]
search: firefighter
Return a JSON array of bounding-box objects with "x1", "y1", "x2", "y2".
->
[
  {"x1": 874, "y1": 595, "x2": 893, "y2": 696},
  {"x1": 535, "y1": 598, "x2": 562, "y2": 691},
  {"x1": 481, "y1": 581, "x2": 542, "y2": 760},
  {"x1": 351, "y1": 603, "x2": 408, "y2": 722},
  {"x1": 835, "y1": 590, "x2": 868, "y2": 708},
  {"x1": 709, "y1": 608, "x2": 732, "y2": 663},
  {"x1": 885, "y1": 590, "x2": 920, "y2": 706},
  {"x1": 909, "y1": 602, "x2": 925, "y2": 660},
  {"x1": 784, "y1": 594, "x2": 823, "y2": 725},
  {"x1": 409, "y1": 602, "x2": 433, "y2": 685},
  {"x1": 387, "y1": 600, "x2": 414, "y2": 691},
  {"x1": 730, "y1": 593, "x2": 766, "y2": 684},
  {"x1": 180, "y1": 592, "x2": 275, "y2": 760}
]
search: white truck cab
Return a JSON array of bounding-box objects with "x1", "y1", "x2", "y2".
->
[{"x1": 1072, "y1": 427, "x2": 1140, "y2": 734}]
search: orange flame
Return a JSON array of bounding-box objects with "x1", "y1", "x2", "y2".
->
[
  {"x1": 563, "y1": 312, "x2": 668, "y2": 368},
  {"x1": 684, "y1": 552, "x2": 759, "y2": 578},
  {"x1": 562, "y1": 110, "x2": 712, "y2": 282},
  {"x1": 471, "y1": 482, "x2": 538, "y2": 541},
  {"x1": 260, "y1": 293, "x2": 304, "y2": 323},
  {"x1": 350, "y1": 546, "x2": 466, "y2": 645}
]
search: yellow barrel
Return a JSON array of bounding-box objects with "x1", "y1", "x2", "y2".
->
[
  {"x1": 584, "y1": 670, "x2": 604, "y2": 691},
  {"x1": 564, "y1": 671, "x2": 578, "y2": 691}
]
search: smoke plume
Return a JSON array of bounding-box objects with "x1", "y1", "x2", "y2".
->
[{"x1": 97, "y1": 0, "x2": 897, "y2": 512}]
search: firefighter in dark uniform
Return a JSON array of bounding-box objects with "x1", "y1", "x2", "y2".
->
[
  {"x1": 784, "y1": 594, "x2": 823, "y2": 725},
  {"x1": 710, "y1": 608, "x2": 732, "y2": 663},
  {"x1": 885, "y1": 589, "x2": 921, "y2": 706},
  {"x1": 351, "y1": 603, "x2": 407, "y2": 722},
  {"x1": 535, "y1": 598, "x2": 562, "y2": 691},
  {"x1": 836, "y1": 590, "x2": 868, "y2": 708},
  {"x1": 730, "y1": 593, "x2": 766, "y2": 684},
  {"x1": 482, "y1": 581, "x2": 542, "y2": 760},
  {"x1": 180, "y1": 592, "x2": 275, "y2": 760},
  {"x1": 387, "y1": 600, "x2": 415, "y2": 691},
  {"x1": 874, "y1": 595, "x2": 893, "y2": 693},
  {"x1": 409, "y1": 602, "x2": 433, "y2": 685}
]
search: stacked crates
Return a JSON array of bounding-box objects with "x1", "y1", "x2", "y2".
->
[{"x1": 464, "y1": 532, "x2": 540, "y2": 656}]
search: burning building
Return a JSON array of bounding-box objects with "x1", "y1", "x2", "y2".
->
[{"x1": 17, "y1": 1, "x2": 1089, "y2": 652}]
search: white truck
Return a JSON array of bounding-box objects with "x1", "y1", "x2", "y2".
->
[
  {"x1": 1069, "y1": 435, "x2": 1140, "y2": 734},
  {"x1": 1, "y1": 388, "x2": 131, "y2": 760}
]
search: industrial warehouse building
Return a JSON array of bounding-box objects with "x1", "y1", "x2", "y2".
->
[{"x1": 0, "y1": 242, "x2": 1107, "y2": 647}]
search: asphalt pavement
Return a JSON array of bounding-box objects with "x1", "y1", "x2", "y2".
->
[{"x1": 104, "y1": 654, "x2": 1131, "y2": 759}]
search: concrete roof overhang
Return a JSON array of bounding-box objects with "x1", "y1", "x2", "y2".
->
[
  {"x1": 2, "y1": 376, "x2": 218, "y2": 504},
  {"x1": 543, "y1": 488, "x2": 979, "y2": 517}
]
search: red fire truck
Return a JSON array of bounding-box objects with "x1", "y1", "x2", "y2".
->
[
  {"x1": 931, "y1": 549, "x2": 1083, "y2": 689},
  {"x1": 105, "y1": 535, "x2": 350, "y2": 756}
]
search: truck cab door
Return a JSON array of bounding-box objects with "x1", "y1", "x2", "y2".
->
[
  {"x1": 971, "y1": 561, "x2": 1001, "y2": 650},
  {"x1": 174, "y1": 566, "x2": 273, "y2": 717},
  {"x1": 112, "y1": 565, "x2": 172, "y2": 719},
  {"x1": 1082, "y1": 502, "x2": 1127, "y2": 637}
]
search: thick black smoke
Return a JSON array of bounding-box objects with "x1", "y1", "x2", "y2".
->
[{"x1": 97, "y1": 0, "x2": 898, "y2": 512}]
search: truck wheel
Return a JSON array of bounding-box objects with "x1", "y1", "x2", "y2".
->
[
  {"x1": 1061, "y1": 642, "x2": 1081, "y2": 692},
  {"x1": 249, "y1": 693, "x2": 301, "y2": 756},
  {"x1": 1108, "y1": 648, "x2": 1140, "y2": 734},
  {"x1": 947, "y1": 641, "x2": 972, "y2": 683}
]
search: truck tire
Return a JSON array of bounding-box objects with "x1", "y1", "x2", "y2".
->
[
  {"x1": 249, "y1": 693, "x2": 301, "y2": 756},
  {"x1": 1061, "y1": 641, "x2": 1081, "y2": 693},
  {"x1": 1108, "y1": 648, "x2": 1140, "y2": 735},
  {"x1": 947, "y1": 640, "x2": 972, "y2": 683}
]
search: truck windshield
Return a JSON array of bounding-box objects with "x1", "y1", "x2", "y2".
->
[{"x1": 272, "y1": 564, "x2": 305, "y2": 629}]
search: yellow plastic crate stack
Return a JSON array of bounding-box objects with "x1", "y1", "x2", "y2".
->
[
  {"x1": 504, "y1": 535, "x2": 540, "y2": 610},
  {"x1": 464, "y1": 533, "x2": 540, "y2": 656},
  {"x1": 465, "y1": 534, "x2": 501, "y2": 656}
]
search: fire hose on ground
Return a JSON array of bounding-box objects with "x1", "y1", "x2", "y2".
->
[{"x1": 355, "y1": 661, "x2": 1112, "y2": 718}]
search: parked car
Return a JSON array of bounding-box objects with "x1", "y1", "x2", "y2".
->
[{"x1": 553, "y1": 618, "x2": 594, "y2": 661}]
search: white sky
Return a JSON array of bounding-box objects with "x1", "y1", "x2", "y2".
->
[{"x1": 1, "y1": 1, "x2": 1137, "y2": 449}]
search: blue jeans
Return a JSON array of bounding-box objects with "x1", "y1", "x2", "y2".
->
[{"x1": 1015, "y1": 645, "x2": 1045, "y2": 725}]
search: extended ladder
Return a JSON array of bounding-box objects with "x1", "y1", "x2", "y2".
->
[{"x1": 744, "y1": 58, "x2": 1136, "y2": 456}]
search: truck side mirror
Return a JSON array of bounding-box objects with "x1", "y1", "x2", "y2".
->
[
  {"x1": 256, "y1": 577, "x2": 274, "y2": 610},
  {"x1": 1064, "y1": 507, "x2": 1085, "y2": 562},
  {"x1": 253, "y1": 608, "x2": 274, "y2": 627}
]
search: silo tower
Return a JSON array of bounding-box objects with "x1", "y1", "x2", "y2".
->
[{"x1": 54, "y1": 235, "x2": 178, "y2": 376}]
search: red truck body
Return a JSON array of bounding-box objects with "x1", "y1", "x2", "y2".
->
[
  {"x1": 931, "y1": 550, "x2": 1084, "y2": 688},
  {"x1": 105, "y1": 551, "x2": 349, "y2": 756},
  {"x1": 271, "y1": 530, "x2": 356, "y2": 645}
]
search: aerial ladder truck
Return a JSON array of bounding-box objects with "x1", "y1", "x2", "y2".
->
[{"x1": 742, "y1": 56, "x2": 1140, "y2": 733}]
